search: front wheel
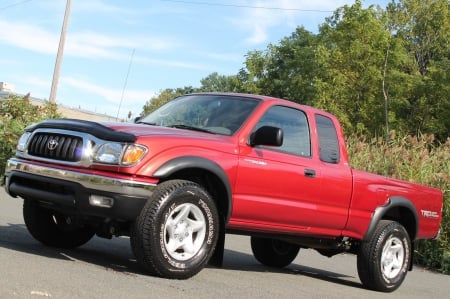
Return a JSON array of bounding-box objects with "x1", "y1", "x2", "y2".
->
[
  {"x1": 23, "y1": 199, "x2": 95, "y2": 248},
  {"x1": 131, "y1": 180, "x2": 219, "y2": 279},
  {"x1": 357, "y1": 220, "x2": 411, "y2": 292},
  {"x1": 251, "y1": 236, "x2": 300, "y2": 268}
]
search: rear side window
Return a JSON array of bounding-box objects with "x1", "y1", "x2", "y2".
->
[{"x1": 315, "y1": 114, "x2": 340, "y2": 163}]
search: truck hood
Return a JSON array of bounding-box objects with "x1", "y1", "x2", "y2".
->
[
  {"x1": 27, "y1": 119, "x2": 233, "y2": 143},
  {"x1": 103, "y1": 122, "x2": 233, "y2": 141}
]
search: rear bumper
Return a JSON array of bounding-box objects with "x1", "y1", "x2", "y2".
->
[{"x1": 3, "y1": 158, "x2": 156, "y2": 221}]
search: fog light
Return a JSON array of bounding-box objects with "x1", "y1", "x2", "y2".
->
[{"x1": 89, "y1": 195, "x2": 114, "y2": 208}]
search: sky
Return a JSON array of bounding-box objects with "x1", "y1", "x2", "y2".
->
[{"x1": 0, "y1": 0, "x2": 389, "y2": 120}]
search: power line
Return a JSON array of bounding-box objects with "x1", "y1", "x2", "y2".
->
[
  {"x1": 0, "y1": 0, "x2": 32, "y2": 12},
  {"x1": 160, "y1": 0, "x2": 333, "y2": 13}
]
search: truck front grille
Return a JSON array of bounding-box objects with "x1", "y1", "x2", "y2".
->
[{"x1": 28, "y1": 133, "x2": 83, "y2": 162}]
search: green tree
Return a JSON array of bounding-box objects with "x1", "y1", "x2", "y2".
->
[
  {"x1": 198, "y1": 72, "x2": 243, "y2": 92},
  {"x1": 141, "y1": 86, "x2": 197, "y2": 115},
  {"x1": 388, "y1": 0, "x2": 450, "y2": 76},
  {"x1": 238, "y1": 27, "x2": 318, "y2": 102},
  {"x1": 237, "y1": 50, "x2": 269, "y2": 95},
  {"x1": 426, "y1": 58, "x2": 450, "y2": 139},
  {"x1": 314, "y1": 0, "x2": 392, "y2": 134},
  {"x1": 386, "y1": 0, "x2": 450, "y2": 140},
  {"x1": 260, "y1": 27, "x2": 319, "y2": 104}
]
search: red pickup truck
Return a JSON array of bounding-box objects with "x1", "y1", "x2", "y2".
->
[{"x1": 2, "y1": 93, "x2": 443, "y2": 292}]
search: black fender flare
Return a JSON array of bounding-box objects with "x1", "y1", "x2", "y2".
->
[
  {"x1": 153, "y1": 156, "x2": 232, "y2": 221},
  {"x1": 363, "y1": 196, "x2": 419, "y2": 242}
]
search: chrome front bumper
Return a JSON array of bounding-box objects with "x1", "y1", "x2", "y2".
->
[
  {"x1": 3, "y1": 158, "x2": 155, "y2": 197},
  {"x1": 3, "y1": 158, "x2": 156, "y2": 220}
]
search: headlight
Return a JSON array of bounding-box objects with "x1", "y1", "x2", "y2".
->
[
  {"x1": 94, "y1": 143, "x2": 147, "y2": 165},
  {"x1": 17, "y1": 132, "x2": 32, "y2": 152},
  {"x1": 94, "y1": 143, "x2": 123, "y2": 164}
]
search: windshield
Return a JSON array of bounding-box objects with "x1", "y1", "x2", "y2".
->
[{"x1": 139, "y1": 94, "x2": 260, "y2": 136}]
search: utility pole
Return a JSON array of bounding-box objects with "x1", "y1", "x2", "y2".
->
[{"x1": 49, "y1": 0, "x2": 72, "y2": 103}]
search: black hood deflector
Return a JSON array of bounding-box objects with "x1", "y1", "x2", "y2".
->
[{"x1": 26, "y1": 119, "x2": 136, "y2": 143}]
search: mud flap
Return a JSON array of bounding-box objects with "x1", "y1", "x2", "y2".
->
[{"x1": 208, "y1": 218, "x2": 225, "y2": 267}]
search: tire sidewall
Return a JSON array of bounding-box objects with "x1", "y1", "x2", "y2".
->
[
  {"x1": 251, "y1": 237, "x2": 300, "y2": 268},
  {"x1": 23, "y1": 199, "x2": 94, "y2": 248},
  {"x1": 153, "y1": 184, "x2": 218, "y2": 276},
  {"x1": 376, "y1": 224, "x2": 411, "y2": 290}
]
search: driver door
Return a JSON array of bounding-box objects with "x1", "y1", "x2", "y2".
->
[{"x1": 231, "y1": 105, "x2": 351, "y2": 235}]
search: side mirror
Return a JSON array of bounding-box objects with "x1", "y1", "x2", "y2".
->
[
  {"x1": 250, "y1": 126, "x2": 283, "y2": 147},
  {"x1": 134, "y1": 116, "x2": 142, "y2": 123}
]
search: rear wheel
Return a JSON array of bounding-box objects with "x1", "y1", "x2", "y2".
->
[
  {"x1": 357, "y1": 220, "x2": 411, "y2": 292},
  {"x1": 131, "y1": 180, "x2": 219, "y2": 279},
  {"x1": 251, "y1": 236, "x2": 300, "y2": 268},
  {"x1": 23, "y1": 199, "x2": 95, "y2": 248}
]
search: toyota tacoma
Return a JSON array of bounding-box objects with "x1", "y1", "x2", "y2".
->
[{"x1": 2, "y1": 93, "x2": 443, "y2": 292}]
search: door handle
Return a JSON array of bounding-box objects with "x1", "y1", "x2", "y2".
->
[{"x1": 304, "y1": 169, "x2": 316, "y2": 178}]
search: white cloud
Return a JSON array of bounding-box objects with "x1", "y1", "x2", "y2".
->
[
  {"x1": 60, "y1": 76, "x2": 155, "y2": 118},
  {"x1": 0, "y1": 20, "x2": 59, "y2": 54},
  {"x1": 73, "y1": 0, "x2": 154, "y2": 17},
  {"x1": 63, "y1": 76, "x2": 155, "y2": 105},
  {"x1": 0, "y1": 59, "x2": 20, "y2": 67},
  {"x1": 246, "y1": 23, "x2": 268, "y2": 45},
  {"x1": 0, "y1": 19, "x2": 177, "y2": 61},
  {"x1": 73, "y1": 0, "x2": 127, "y2": 15},
  {"x1": 200, "y1": 51, "x2": 243, "y2": 63},
  {"x1": 134, "y1": 56, "x2": 212, "y2": 71},
  {"x1": 68, "y1": 31, "x2": 177, "y2": 56},
  {"x1": 71, "y1": 0, "x2": 189, "y2": 26},
  {"x1": 21, "y1": 75, "x2": 51, "y2": 90},
  {"x1": 9, "y1": 75, "x2": 52, "y2": 100},
  {"x1": 230, "y1": 0, "x2": 351, "y2": 45}
]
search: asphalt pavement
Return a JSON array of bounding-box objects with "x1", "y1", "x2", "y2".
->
[{"x1": 0, "y1": 188, "x2": 448, "y2": 298}]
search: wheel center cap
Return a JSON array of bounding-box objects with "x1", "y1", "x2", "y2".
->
[{"x1": 174, "y1": 221, "x2": 190, "y2": 241}]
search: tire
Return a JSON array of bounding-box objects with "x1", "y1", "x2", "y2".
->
[
  {"x1": 251, "y1": 236, "x2": 300, "y2": 268},
  {"x1": 23, "y1": 199, "x2": 95, "y2": 248},
  {"x1": 130, "y1": 180, "x2": 219, "y2": 279},
  {"x1": 357, "y1": 220, "x2": 411, "y2": 292}
]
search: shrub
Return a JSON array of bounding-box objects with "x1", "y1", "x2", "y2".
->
[{"x1": 0, "y1": 94, "x2": 60, "y2": 172}]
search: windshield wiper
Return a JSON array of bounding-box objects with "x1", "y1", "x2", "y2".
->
[
  {"x1": 168, "y1": 124, "x2": 215, "y2": 134},
  {"x1": 136, "y1": 121, "x2": 157, "y2": 126}
]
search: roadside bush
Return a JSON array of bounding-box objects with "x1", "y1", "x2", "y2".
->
[
  {"x1": 347, "y1": 132, "x2": 450, "y2": 274},
  {"x1": 0, "y1": 94, "x2": 60, "y2": 173}
]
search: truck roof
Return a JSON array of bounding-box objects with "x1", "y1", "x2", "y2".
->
[{"x1": 187, "y1": 92, "x2": 337, "y2": 119}]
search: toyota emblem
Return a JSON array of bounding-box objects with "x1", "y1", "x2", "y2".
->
[{"x1": 47, "y1": 139, "x2": 59, "y2": 151}]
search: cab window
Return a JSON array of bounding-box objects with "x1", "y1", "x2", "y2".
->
[
  {"x1": 253, "y1": 105, "x2": 311, "y2": 157},
  {"x1": 315, "y1": 114, "x2": 340, "y2": 163}
]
